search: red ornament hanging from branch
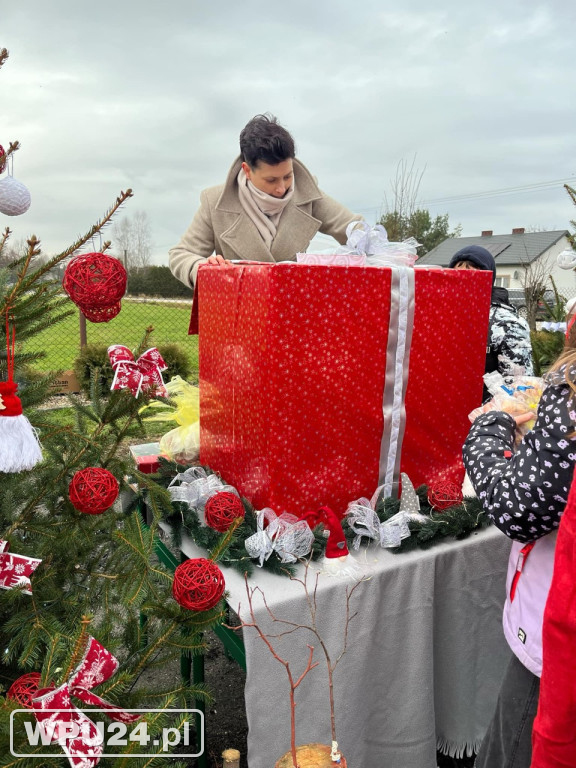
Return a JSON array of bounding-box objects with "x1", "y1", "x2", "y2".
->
[
  {"x1": 7, "y1": 672, "x2": 42, "y2": 709},
  {"x1": 68, "y1": 467, "x2": 119, "y2": 514},
  {"x1": 172, "y1": 557, "x2": 225, "y2": 611},
  {"x1": 62, "y1": 252, "x2": 127, "y2": 323},
  {"x1": 0, "y1": 310, "x2": 43, "y2": 473}
]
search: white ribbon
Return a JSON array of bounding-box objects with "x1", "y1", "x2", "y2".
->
[
  {"x1": 167, "y1": 467, "x2": 237, "y2": 509},
  {"x1": 346, "y1": 498, "x2": 411, "y2": 550},
  {"x1": 245, "y1": 508, "x2": 314, "y2": 567},
  {"x1": 344, "y1": 221, "x2": 420, "y2": 267},
  {"x1": 346, "y1": 473, "x2": 427, "y2": 550}
]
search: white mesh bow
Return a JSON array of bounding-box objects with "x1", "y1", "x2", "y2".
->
[
  {"x1": 167, "y1": 467, "x2": 237, "y2": 509},
  {"x1": 245, "y1": 508, "x2": 314, "y2": 567},
  {"x1": 346, "y1": 473, "x2": 426, "y2": 549}
]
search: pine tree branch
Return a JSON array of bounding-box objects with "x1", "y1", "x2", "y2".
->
[
  {"x1": 2, "y1": 236, "x2": 40, "y2": 310},
  {"x1": 129, "y1": 620, "x2": 179, "y2": 677},
  {"x1": 11, "y1": 188, "x2": 134, "y2": 299},
  {"x1": 0, "y1": 226, "x2": 11, "y2": 257},
  {"x1": 3, "y1": 420, "x2": 112, "y2": 537},
  {"x1": 208, "y1": 516, "x2": 243, "y2": 562},
  {"x1": 0, "y1": 48, "x2": 8, "y2": 69},
  {"x1": 5, "y1": 140, "x2": 20, "y2": 159}
]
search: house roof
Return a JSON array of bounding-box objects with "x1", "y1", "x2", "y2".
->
[{"x1": 417, "y1": 229, "x2": 570, "y2": 267}]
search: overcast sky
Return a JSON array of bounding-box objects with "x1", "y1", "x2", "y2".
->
[{"x1": 2, "y1": 0, "x2": 575, "y2": 263}]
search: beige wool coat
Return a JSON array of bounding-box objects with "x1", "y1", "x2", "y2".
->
[{"x1": 169, "y1": 156, "x2": 362, "y2": 288}]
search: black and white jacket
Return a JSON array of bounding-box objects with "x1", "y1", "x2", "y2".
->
[
  {"x1": 487, "y1": 289, "x2": 534, "y2": 382},
  {"x1": 463, "y1": 364, "x2": 576, "y2": 675},
  {"x1": 464, "y1": 364, "x2": 576, "y2": 542}
]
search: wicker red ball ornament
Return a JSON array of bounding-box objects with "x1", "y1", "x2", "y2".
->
[
  {"x1": 0, "y1": 145, "x2": 6, "y2": 174},
  {"x1": 63, "y1": 253, "x2": 127, "y2": 323},
  {"x1": 7, "y1": 672, "x2": 42, "y2": 708},
  {"x1": 427, "y1": 481, "x2": 463, "y2": 511},
  {"x1": 69, "y1": 467, "x2": 119, "y2": 514},
  {"x1": 204, "y1": 491, "x2": 245, "y2": 532},
  {"x1": 172, "y1": 558, "x2": 225, "y2": 611}
]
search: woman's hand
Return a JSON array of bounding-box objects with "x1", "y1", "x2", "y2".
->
[{"x1": 514, "y1": 412, "x2": 533, "y2": 426}]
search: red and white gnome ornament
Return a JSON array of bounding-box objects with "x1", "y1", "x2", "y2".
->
[
  {"x1": 0, "y1": 311, "x2": 42, "y2": 472},
  {"x1": 304, "y1": 506, "x2": 362, "y2": 578}
]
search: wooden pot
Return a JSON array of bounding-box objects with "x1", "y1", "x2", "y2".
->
[{"x1": 274, "y1": 743, "x2": 348, "y2": 768}]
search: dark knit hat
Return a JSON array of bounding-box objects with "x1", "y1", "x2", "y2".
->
[{"x1": 449, "y1": 245, "x2": 496, "y2": 284}]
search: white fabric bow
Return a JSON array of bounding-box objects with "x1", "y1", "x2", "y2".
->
[{"x1": 244, "y1": 508, "x2": 314, "y2": 567}]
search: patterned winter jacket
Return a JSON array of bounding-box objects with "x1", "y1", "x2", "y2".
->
[
  {"x1": 463, "y1": 364, "x2": 576, "y2": 675},
  {"x1": 485, "y1": 289, "x2": 534, "y2": 396}
]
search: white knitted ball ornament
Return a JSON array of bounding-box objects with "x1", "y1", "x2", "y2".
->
[
  {"x1": 557, "y1": 248, "x2": 576, "y2": 270},
  {"x1": 0, "y1": 175, "x2": 31, "y2": 216}
]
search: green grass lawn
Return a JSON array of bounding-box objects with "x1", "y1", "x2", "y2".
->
[{"x1": 25, "y1": 298, "x2": 198, "y2": 374}]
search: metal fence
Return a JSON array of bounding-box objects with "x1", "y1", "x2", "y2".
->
[{"x1": 26, "y1": 293, "x2": 197, "y2": 382}]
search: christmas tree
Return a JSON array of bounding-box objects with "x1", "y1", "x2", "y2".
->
[{"x1": 0, "y1": 47, "x2": 224, "y2": 767}]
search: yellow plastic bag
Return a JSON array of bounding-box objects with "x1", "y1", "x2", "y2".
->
[{"x1": 140, "y1": 376, "x2": 200, "y2": 463}]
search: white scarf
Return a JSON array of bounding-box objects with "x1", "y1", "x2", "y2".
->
[{"x1": 236, "y1": 168, "x2": 295, "y2": 250}]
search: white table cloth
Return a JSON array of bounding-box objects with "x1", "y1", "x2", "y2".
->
[{"x1": 178, "y1": 525, "x2": 511, "y2": 768}]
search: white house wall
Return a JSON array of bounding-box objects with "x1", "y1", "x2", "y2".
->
[{"x1": 496, "y1": 235, "x2": 576, "y2": 296}]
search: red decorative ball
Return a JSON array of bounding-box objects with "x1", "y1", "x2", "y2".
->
[
  {"x1": 427, "y1": 481, "x2": 463, "y2": 511},
  {"x1": 7, "y1": 673, "x2": 42, "y2": 708},
  {"x1": 172, "y1": 558, "x2": 225, "y2": 611},
  {"x1": 63, "y1": 253, "x2": 127, "y2": 323},
  {"x1": 69, "y1": 467, "x2": 119, "y2": 514},
  {"x1": 0, "y1": 145, "x2": 6, "y2": 174},
  {"x1": 81, "y1": 302, "x2": 121, "y2": 323},
  {"x1": 204, "y1": 491, "x2": 245, "y2": 532}
]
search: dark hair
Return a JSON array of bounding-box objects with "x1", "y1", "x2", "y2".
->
[{"x1": 239, "y1": 113, "x2": 296, "y2": 168}]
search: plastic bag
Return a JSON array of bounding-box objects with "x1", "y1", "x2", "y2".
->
[
  {"x1": 139, "y1": 376, "x2": 200, "y2": 463},
  {"x1": 468, "y1": 374, "x2": 544, "y2": 446}
]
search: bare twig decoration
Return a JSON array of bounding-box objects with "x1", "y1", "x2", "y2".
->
[
  {"x1": 231, "y1": 564, "x2": 365, "y2": 766},
  {"x1": 238, "y1": 575, "x2": 319, "y2": 768}
]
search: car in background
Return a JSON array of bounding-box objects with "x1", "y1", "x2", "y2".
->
[{"x1": 508, "y1": 289, "x2": 562, "y2": 321}]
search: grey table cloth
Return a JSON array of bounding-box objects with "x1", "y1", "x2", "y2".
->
[{"x1": 179, "y1": 525, "x2": 511, "y2": 768}]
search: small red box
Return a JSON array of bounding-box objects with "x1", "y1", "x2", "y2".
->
[
  {"x1": 192, "y1": 263, "x2": 491, "y2": 517},
  {"x1": 129, "y1": 443, "x2": 165, "y2": 474}
]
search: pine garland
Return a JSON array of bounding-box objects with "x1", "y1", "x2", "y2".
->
[
  {"x1": 154, "y1": 460, "x2": 297, "y2": 577},
  {"x1": 149, "y1": 461, "x2": 491, "y2": 573},
  {"x1": 367, "y1": 485, "x2": 490, "y2": 553}
]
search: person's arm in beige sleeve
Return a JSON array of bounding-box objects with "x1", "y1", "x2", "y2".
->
[
  {"x1": 313, "y1": 191, "x2": 364, "y2": 245},
  {"x1": 169, "y1": 190, "x2": 228, "y2": 289}
]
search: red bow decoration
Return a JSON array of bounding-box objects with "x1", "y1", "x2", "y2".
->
[
  {"x1": 107, "y1": 345, "x2": 168, "y2": 398},
  {"x1": 32, "y1": 636, "x2": 140, "y2": 768},
  {"x1": 0, "y1": 539, "x2": 42, "y2": 594}
]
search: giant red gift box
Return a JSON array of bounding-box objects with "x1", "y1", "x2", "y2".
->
[{"x1": 190, "y1": 263, "x2": 492, "y2": 517}]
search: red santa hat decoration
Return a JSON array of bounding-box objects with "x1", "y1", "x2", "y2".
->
[{"x1": 303, "y1": 505, "x2": 364, "y2": 578}]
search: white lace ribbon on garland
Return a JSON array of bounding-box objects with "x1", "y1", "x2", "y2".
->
[
  {"x1": 245, "y1": 508, "x2": 314, "y2": 567},
  {"x1": 167, "y1": 467, "x2": 238, "y2": 510},
  {"x1": 346, "y1": 473, "x2": 427, "y2": 549}
]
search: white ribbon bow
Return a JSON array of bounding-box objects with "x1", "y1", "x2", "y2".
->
[
  {"x1": 167, "y1": 467, "x2": 237, "y2": 509},
  {"x1": 245, "y1": 508, "x2": 314, "y2": 567},
  {"x1": 346, "y1": 473, "x2": 427, "y2": 549}
]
